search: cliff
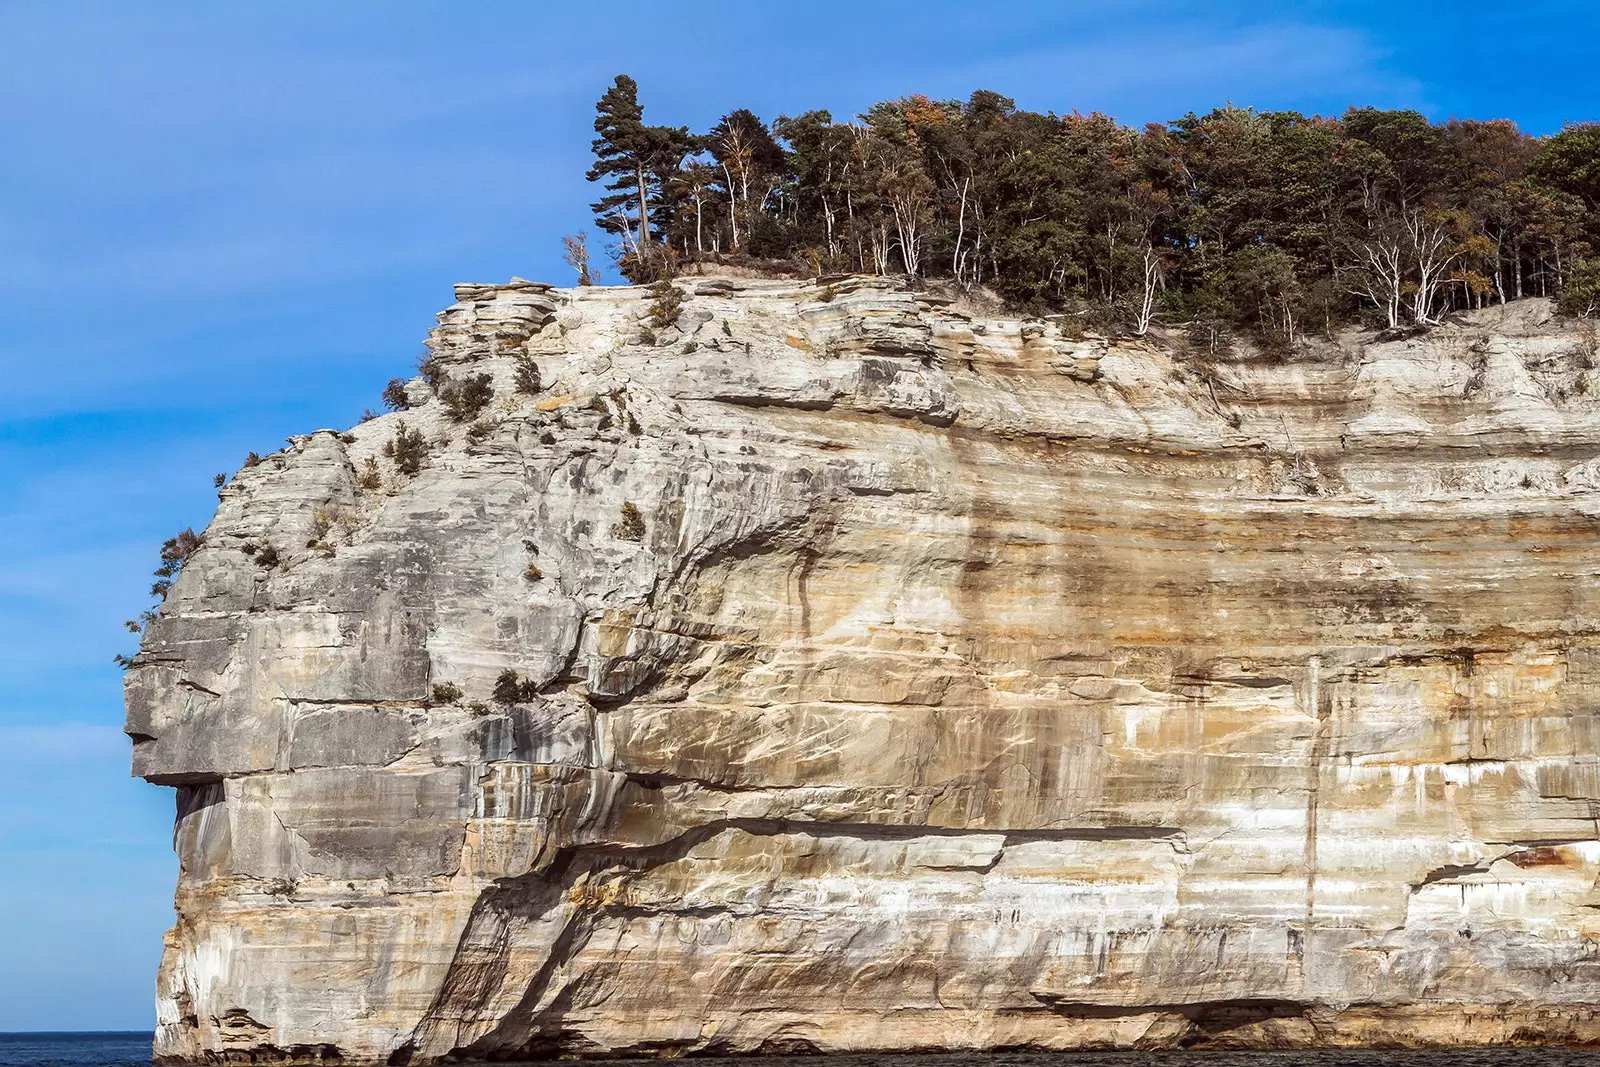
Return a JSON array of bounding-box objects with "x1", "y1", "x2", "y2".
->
[{"x1": 127, "y1": 276, "x2": 1600, "y2": 1062}]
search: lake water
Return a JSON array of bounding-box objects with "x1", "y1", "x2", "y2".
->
[
  {"x1": 0, "y1": 1034, "x2": 153, "y2": 1067},
  {"x1": 8, "y1": 1036, "x2": 1600, "y2": 1067}
]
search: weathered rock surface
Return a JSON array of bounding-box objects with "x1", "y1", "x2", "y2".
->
[{"x1": 128, "y1": 278, "x2": 1600, "y2": 1061}]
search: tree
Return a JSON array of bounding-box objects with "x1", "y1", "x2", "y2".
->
[
  {"x1": 587, "y1": 76, "x2": 651, "y2": 258},
  {"x1": 776, "y1": 110, "x2": 854, "y2": 263},
  {"x1": 1530, "y1": 123, "x2": 1600, "y2": 214},
  {"x1": 706, "y1": 109, "x2": 786, "y2": 254},
  {"x1": 1559, "y1": 258, "x2": 1600, "y2": 317},
  {"x1": 568, "y1": 85, "x2": 1600, "y2": 329},
  {"x1": 586, "y1": 75, "x2": 692, "y2": 274},
  {"x1": 562, "y1": 233, "x2": 595, "y2": 285}
]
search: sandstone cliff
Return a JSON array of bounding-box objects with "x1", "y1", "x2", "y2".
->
[{"x1": 128, "y1": 277, "x2": 1600, "y2": 1061}]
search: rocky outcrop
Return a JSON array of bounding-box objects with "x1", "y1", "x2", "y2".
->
[{"x1": 128, "y1": 278, "x2": 1600, "y2": 1061}]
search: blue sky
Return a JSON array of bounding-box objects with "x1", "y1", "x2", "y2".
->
[{"x1": 1, "y1": 0, "x2": 1597, "y2": 1032}]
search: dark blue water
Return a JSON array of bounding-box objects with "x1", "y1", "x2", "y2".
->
[
  {"x1": 9, "y1": 1036, "x2": 1600, "y2": 1067},
  {"x1": 0, "y1": 1034, "x2": 152, "y2": 1067}
]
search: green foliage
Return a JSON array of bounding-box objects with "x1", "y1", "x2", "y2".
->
[
  {"x1": 1178, "y1": 271, "x2": 1238, "y2": 357},
  {"x1": 492, "y1": 669, "x2": 540, "y2": 706},
  {"x1": 358, "y1": 456, "x2": 382, "y2": 490},
  {"x1": 1530, "y1": 124, "x2": 1600, "y2": 214},
  {"x1": 429, "y1": 682, "x2": 462, "y2": 706},
  {"x1": 585, "y1": 75, "x2": 1600, "y2": 331},
  {"x1": 213, "y1": 472, "x2": 227, "y2": 488},
  {"x1": 1560, "y1": 259, "x2": 1600, "y2": 317},
  {"x1": 441, "y1": 373, "x2": 494, "y2": 422},
  {"x1": 587, "y1": 75, "x2": 694, "y2": 280}
]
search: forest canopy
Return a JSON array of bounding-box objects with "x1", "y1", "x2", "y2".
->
[{"x1": 581, "y1": 76, "x2": 1600, "y2": 344}]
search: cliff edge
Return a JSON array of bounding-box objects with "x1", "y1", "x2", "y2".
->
[{"x1": 127, "y1": 277, "x2": 1600, "y2": 1061}]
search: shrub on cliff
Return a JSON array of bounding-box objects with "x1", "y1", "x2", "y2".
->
[
  {"x1": 441, "y1": 373, "x2": 495, "y2": 421},
  {"x1": 612, "y1": 500, "x2": 646, "y2": 541},
  {"x1": 382, "y1": 378, "x2": 412, "y2": 412},
  {"x1": 647, "y1": 280, "x2": 684, "y2": 328},
  {"x1": 385, "y1": 423, "x2": 428, "y2": 476},
  {"x1": 417, "y1": 353, "x2": 445, "y2": 391},
  {"x1": 514, "y1": 356, "x2": 542, "y2": 395},
  {"x1": 492, "y1": 669, "x2": 540, "y2": 705}
]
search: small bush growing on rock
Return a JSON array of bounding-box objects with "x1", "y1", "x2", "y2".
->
[
  {"x1": 492, "y1": 669, "x2": 540, "y2": 705},
  {"x1": 382, "y1": 378, "x2": 412, "y2": 412},
  {"x1": 647, "y1": 280, "x2": 684, "y2": 328},
  {"x1": 157, "y1": 529, "x2": 202, "y2": 579},
  {"x1": 514, "y1": 356, "x2": 542, "y2": 395},
  {"x1": 467, "y1": 701, "x2": 490, "y2": 716},
  {"x1": 389, "y1": 423, "x2": 428, "y2": 476},
  {"x1": 308, "y1": 508, "x2": 333, "y2": 544},
  {"x1": 817, "y1": 284, "x2": 839, "y2": 303},
  {"x1": 612, "y1": 500, "x2": 646, "y2": 541},
  {"x1": 243, "y1": 451, "x2": 261, "y2": 468},
  {"x1": 267, "y1": 878, "x2": 298, "y2": 898},
  {"x1": 360, "y1": 409, "x2": 379, "y2": 423},
  {"x1": 441, "y1": 373, "x2": 495, "y2": 421},
  {"x1": 213, "y1": 472, "x2": 227, "y2": 488},
  {"x1": 358, "y1": 456, "x2": 382, "y2": 490},
  {"x1": 255, "y1": 544, "x2": 280, "y2": 569},
  {"x1": 430, "y1": 682, "x2": 462, "y2": 706},
  {"x1": 417, "y1": 353, "x2": 445, "y2": 391},
  {"x1": 145, "y1": 528, "x2": 203, "y2": 602},
  {"x1": 465, "y1": 418, "x2": 498, "y2": 445},
  {"x1": 307, "y1": 507, "x2": 352, "y2": 556}
]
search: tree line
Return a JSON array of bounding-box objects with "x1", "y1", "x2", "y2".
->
[{"x1": 582, "y1": 75, "x2": 1600, "y2": 343}]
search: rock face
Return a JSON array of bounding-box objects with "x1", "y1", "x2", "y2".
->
[{"x1": 128, "y1": 277, "x2": 1600, "y2": 1062}]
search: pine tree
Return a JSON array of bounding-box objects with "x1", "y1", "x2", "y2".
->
[
  {"x1": 587, "y1": 76, "x2": 651, "y2": 258},
  {"x1": 586, "y1": 75, "x2": 692, "y2": 274}
]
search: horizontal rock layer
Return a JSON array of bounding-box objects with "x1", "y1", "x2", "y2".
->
[{"x1": 128, "y1": 279, "x2": 1600, "y2": 1061}]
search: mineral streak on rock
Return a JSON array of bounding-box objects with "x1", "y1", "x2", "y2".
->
[{"x1": 127, "y1": 277, "x2": 1600, "y2": 1062}]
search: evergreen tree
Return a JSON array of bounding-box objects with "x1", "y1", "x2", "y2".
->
[
  {"x1": 587, "y1": 76, "x2": 650, "y2": 257},
  {"x1": 586, "y1": 75, "x2": 692, "y2": 275},
  {"x1": 573, "y1": 81, "x2": 1600, "y2": 332}
]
